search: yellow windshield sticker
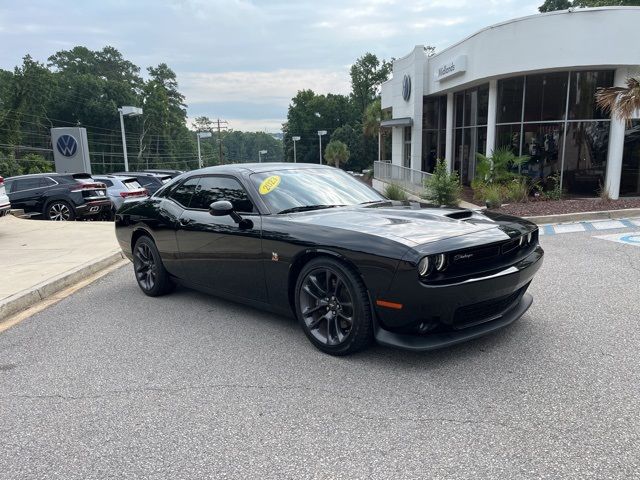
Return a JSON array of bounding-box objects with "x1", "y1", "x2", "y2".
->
[{"x1": 259, "y1": 175, "x2": 281, "y2": 195}]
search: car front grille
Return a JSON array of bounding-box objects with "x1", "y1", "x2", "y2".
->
[{"x1": 452, "y1": 285, "x2": 528, "y2": 330}]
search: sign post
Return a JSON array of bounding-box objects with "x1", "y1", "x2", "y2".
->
[{"x1": 51, "y1": 127, "x2": 92, "y2": 174}]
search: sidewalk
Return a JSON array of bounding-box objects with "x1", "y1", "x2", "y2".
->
[{"x1": 1, "y1": 215, "x2": 126, "y2": 320}]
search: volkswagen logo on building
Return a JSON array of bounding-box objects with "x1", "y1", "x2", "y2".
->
[
  {"x1": 402, "y1": 74, "x2": 411, "y2": 102},
  {"x1": 56, "y1": 134, "x2": 78, "y2": 157}
]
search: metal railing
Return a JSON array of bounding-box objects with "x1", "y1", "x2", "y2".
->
[{"x1": 373, "y1": 161, "x2": 432, "y2": 195}]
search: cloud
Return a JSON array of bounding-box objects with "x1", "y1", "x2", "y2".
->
[
  {"x1": 180, "y1": 68, "x2": 351, "y2": 109},
  {"x1": 0, "y1": 0, "x2": 541, "y2": 133}
]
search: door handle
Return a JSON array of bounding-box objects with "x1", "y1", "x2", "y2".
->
[{"x1": 179, "y1": 217, "x2": 193, "y2": 226}]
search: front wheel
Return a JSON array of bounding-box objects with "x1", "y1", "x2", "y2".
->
[
  {"x1": 295, "y1": 257, "x2": 373, "y2": 356},
  {"x1": 133, "y1": 235, "x2": 175, "y2": 296}
]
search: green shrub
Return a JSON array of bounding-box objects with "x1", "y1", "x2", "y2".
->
[
  {"x1": 544, "y1": 173, "x2": 563, "y2": 201},
  {"x1": 383, "y1": 182, "x2": 408, "y2": 201},
  {"x1": 483, "y1": 183, "x2": 504, "y2": 209},
  {"x1": 504, "y1": 177, "x2": 531, "y2": 203},
  {"x1": 476, "y1": 147, "x2": 529, "y2": 184},
  {"x1": 422, "y1": 159, "x2": 461, "y2": 207}
]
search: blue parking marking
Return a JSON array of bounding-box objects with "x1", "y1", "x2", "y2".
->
[
  {"x1": 540, "y1": 217, "x2": 640, "y2": 236},
  {"x1": 620, "y1": 234, "x2": 640, "y2": 244},
  {"x1": 620, "y1": 219, "x2": 636, "y2": 229}
]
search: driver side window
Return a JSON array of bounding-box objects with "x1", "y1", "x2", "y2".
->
[{"x1": 189, "y1": 176, "x2": 255, "y2": 213}]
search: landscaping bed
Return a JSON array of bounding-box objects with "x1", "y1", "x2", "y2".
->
[{"x1": 488, "y1": 197, "x2": 640, "y2": 217}]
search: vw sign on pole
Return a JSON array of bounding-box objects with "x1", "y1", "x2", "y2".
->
[
  {"x1": 56, "y1": 135, "x2": 78, "y2": 157},
  {"x1": 51, "y1": 127, "x2": 92, "y2": 174}
]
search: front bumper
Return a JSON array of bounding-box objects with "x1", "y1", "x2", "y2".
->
[{"x1": 373, "y1": 246, "x2": 543, "y2": 351}]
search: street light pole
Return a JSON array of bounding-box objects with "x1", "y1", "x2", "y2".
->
[
  {"x1": 118, "y1": 109, "x2": 128, "y2": 172},
  {"x1": 117, "y1": 106, "x2": 143, "y2": 172},
  {"x1": 317, "y1": 130, "x2": 327, "y2": 165},
  {"x1": 196, "y1": 131, "x2": 212, "y2": 169},
  {"x1": 292, "y1": 136, "x2": 300, "y2": 163}
]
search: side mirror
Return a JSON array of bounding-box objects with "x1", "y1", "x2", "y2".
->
[
  {"x1": 209, "y1": 200, "x2": 249, "y2": 227},
  {"x1": 209, "y1": 200, "x2": 233, "y2": 217}
]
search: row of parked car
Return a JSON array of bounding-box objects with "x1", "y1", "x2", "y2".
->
[{"x1": 0, "y1": 169, "x2": 182, "y2": 221}]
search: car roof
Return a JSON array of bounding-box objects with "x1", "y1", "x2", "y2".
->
[
  {"x1": 94, "y1": 174, "x2": 136, "y2": 181},
  {"x1": 5, "y1": 172, "x2": 77, "y2": 180},
  {"x1": 193, "y1": 162, "x2": 330, "y2": 176},
  {"x1": 112, "y1": 171, "x2": 167, "y2": 177}
]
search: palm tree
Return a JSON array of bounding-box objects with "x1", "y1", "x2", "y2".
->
[
  {"x1": 595, "y1": 76, "x2": 640, "y2": 120},
  {"x1": 324, "y1": 140, "x2": 350, "y2": 168},
  {"x1": 363, "y1": 99, "x2": 382, "y2": 138}
]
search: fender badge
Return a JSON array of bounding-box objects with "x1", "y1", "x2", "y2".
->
[{"x1": 272, "y1": 252, "x2": 279, "y2": 262}]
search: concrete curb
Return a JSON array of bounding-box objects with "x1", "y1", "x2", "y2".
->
[
  {"x1": 0, "y1": 250, "x2": 127, "y2": 322},
  {"x1": 523, "y1": 208, "x2": 640, "y2": 225}
]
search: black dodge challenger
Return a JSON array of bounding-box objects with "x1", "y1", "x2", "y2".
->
[{"x1": 115, "y1": 163, "x2": 543, "y2": 356}]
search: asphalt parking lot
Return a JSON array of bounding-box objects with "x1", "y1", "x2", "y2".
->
[{"x1": 1, "y1": 228, "x2": 639, "y2": 479}]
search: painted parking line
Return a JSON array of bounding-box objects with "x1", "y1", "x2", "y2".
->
[
  {"x1": 538, "y1": 217, "x2": 640, "y2": 236},
  {"x1": 591, "y1": 220, "x2": 627, "y2": 230},
  {"x1": 595, "y1": 231, "x2": 640, "y2": 247}
]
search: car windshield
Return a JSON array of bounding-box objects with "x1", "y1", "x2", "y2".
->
[{"x1": 250, "y1": 167, "x2": 384, "y2": 214}]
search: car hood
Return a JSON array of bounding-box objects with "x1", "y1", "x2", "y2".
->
[{"x1": 283, "y1": 202, "x2": 530, "y2": 247}]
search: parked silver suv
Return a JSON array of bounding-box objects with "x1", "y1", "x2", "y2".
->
[{"x1": 92, "y1": 175, "x2": 148, "y2": 219}]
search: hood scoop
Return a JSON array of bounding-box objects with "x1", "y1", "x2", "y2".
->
[{"x1": 445, "y1": 210, "x2": 474, "y2": 220}]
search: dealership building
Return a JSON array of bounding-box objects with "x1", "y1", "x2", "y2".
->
[{"x1": 379, "y1": 7, "x2": 640, "y2": 199}]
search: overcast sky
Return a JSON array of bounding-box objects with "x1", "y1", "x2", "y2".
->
[{"x1": 0, "y1": 0, "x2": 540, "y2": 132}]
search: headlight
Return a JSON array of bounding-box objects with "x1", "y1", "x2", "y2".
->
[
  {"x1": 527, "y1": 232, "x2": 533, "y2": 244},
  {"x1": 418, "y1": 257, "x2": 431, "y2": 276},
  {"x1": 419, "y1": 254, "x2": 447, "y2": 277}
]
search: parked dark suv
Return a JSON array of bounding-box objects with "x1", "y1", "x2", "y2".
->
[{"x1": 5, "y1": 173, "x2": 111, "y2": 221}]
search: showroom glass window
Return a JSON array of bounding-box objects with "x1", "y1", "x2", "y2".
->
[
  {"x1": 403, "y1": 126, "x2": 412, "y2": 168},
  {"x1": 621, "y1": 121, "x2": 640, "y2": 196},
  {"x1": 453, "y1": 84, "x2": 488, "y2": 184},
  {"x1": 495, "y1": 70, "x2": 614, "y2": 195},
  {"x1": 422, "y1": 95, "x2": 447, "y2": 173}
]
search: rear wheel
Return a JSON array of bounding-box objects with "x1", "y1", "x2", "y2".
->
[
  {"x1": 46, "y1": 201, "x2": 75, "y2": 221},
  {"x1": 133, "y1": 235, "x2": 174, "y2": 296},
  {"x1": 295, "y1": 257, "x2": 373, "y2": 356}
]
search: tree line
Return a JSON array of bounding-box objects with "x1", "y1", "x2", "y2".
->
[
  {"x1": 0, "y1": 46, "x2": 283, "y2": 177},
  {"x1": 283, "y1": 52, "x2": 393, "y2": 171},
  {"x1": 538, "y1": 0, "x2": 640, "y2": 12}
]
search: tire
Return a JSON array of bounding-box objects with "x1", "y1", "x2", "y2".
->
[
  {"x1": 46, "y1": 200, "x2": 76, "y2": 221},
  {"x1": 295, "y1": 257, "x2": 373, "y2": 356},
  {"x1": 132, "y1": 235, "x2": 175, "y2": 297}
]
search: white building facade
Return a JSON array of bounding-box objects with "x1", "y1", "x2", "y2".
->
[{"x1": 380, "y1": 7, "x2": 640, "y2": 199}]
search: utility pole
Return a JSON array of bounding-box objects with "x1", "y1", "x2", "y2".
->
[{"x1": 213, "y1": 118, "x2": 228, "y2": 164}]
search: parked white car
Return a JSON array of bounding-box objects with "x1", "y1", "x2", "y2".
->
[{"x1": 0, "y1": 175, "x2": 10, "y2": 217}]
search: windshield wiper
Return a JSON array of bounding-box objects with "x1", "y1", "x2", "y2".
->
[
  {"x1": 277, "y1": 205, "x2": 343, "y2": 215},
  {"x1": 359, "y1": 200, "x2": 389, "y2": 205}
]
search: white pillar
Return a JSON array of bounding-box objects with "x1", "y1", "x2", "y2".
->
[
  {"x1": 444, "y1": 92, "x2": 454, "y2": 172},
  {"x1": 604, "y1": 67, "x2": 629, "y2": 200},
  {"x1": 485, "y1": 79, "x2": 498, "y2": 156}
]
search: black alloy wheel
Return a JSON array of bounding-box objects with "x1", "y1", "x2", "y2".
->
[
  {"x1": 132, "y1": 236, "x2": 174, "y2": 296},
  {"x1": 47, "y1": 201, "x2": 75, "y2": 221},
  {"x1": 295, "y1": 257, "x2": 373, "y2": 355}
]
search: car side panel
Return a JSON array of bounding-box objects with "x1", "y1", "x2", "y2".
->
[
  {"x1": 260, "y1": 216, "x2": 410, "y2": 315},
  {"x1": 115, "y1": 198, "x2": 183, "y2": 277}
]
